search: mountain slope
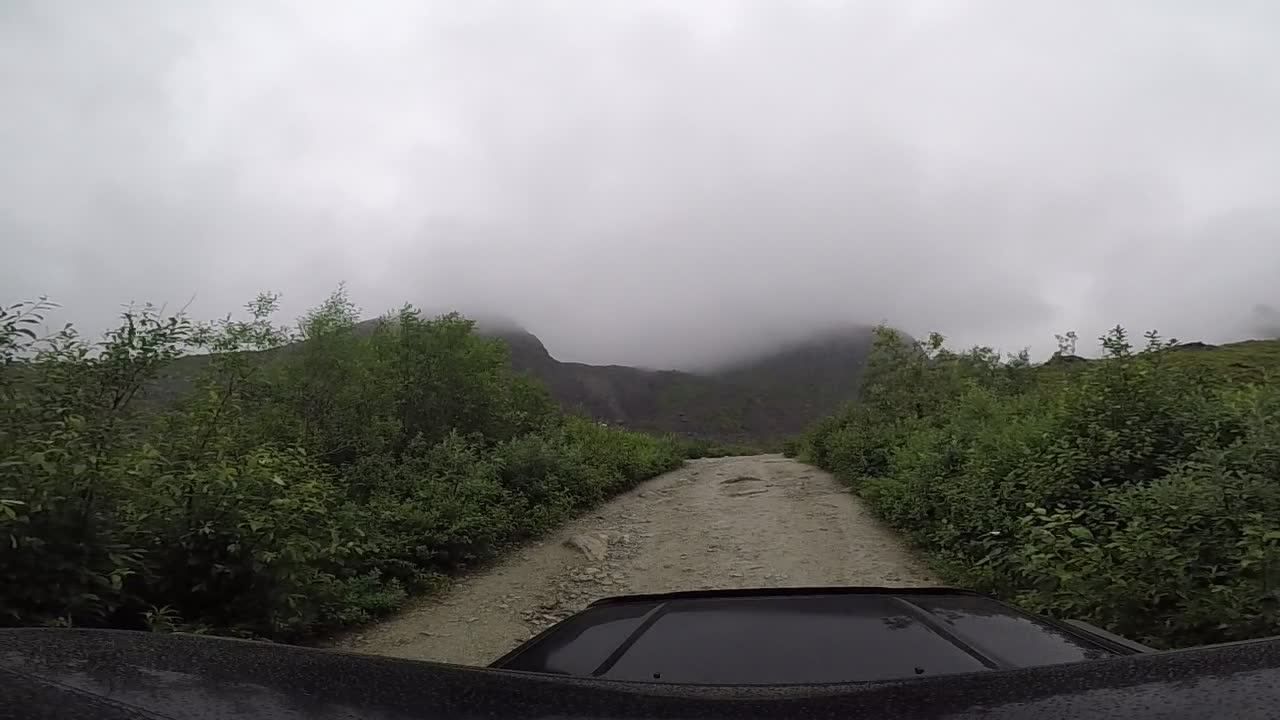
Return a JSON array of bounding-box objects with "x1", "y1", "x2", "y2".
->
[
  {"x1": 149, "y1": 319, "x2": 878, "y2": 444},
  {"x1": 486, "y1": 325, "x2": 876, "y2": 443}
]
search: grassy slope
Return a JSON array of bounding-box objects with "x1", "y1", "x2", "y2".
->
[
  {"x1": 1162, "y1": 339, "x2": 1280, "y2": 383},
  {"x1": 1039, "y1": 339, "x2": 1280, "y2": 386}
]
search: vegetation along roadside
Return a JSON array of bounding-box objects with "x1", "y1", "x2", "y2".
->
[
  {"x1": 790, "y1": 326, "x2": 1280, "y2": 649},
  {"x1": 0, "y1": 288, "x2": 684, "y2": 641}
]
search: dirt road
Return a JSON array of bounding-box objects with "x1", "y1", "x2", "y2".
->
[{"x1": 335, "y1": 454, "x2": 937, "y2": 665}]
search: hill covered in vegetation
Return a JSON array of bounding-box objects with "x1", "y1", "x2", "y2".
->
[
  {"x1": 791, "y1": 328, "x2": 1280, "y2": 649},
  {"x1": 150, "y1": 317, "x2": 879, "y2": 447},
  {"x1": 481, "y1": 323, "x2": 877, "y2": 445}
]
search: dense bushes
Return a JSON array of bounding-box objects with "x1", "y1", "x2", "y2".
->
[
  {"x1": 0, "y1": 290, "x2": 682, "y2": 639},
  {"x1": 795, "y1": 326, "x2": 1280, "y2": 648}
]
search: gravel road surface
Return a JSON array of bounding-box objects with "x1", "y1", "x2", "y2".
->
[{"x1": 335, "y1": 454, "x2": 937, "y2": 665}]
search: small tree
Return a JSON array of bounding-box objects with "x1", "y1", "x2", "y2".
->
[{"x1": 1, "y1": 299, "x2": 196, "y2": 627}]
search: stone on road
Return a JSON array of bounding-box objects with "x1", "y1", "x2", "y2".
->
[
  {"x1": 333, "y1": 454, "x2": 937, "y2": 666},
  {"x1": 563, "y1": 533, "x2": 609, "y2": 561}
]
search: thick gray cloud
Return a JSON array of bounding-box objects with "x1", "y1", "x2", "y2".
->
[{"x1": 3, "y1": 0, "x2": 1279, "y2": 368}]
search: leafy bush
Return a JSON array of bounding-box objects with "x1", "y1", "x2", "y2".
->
[
  {"x1": 0, "y1": 290, "x2": 682, "y2": 639},
  {"x1": 796, "y1": 325, "x2": 1280, "y2": 648}
]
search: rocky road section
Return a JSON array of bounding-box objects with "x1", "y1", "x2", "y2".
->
[{"x1": 334, "y1": 454, "x2": 937, "y2": 665}]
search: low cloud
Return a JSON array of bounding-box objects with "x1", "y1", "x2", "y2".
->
[{"x1": 3, "y1": 1, "x2": 1279, "y2": 367}]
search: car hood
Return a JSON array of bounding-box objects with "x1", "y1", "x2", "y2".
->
[
  {"x1": 6, "y1": 623, "x2": 1280, "y2": 718},
  {"x1": 489, "y1": 587, "x2": 1143, "y2": 683}
]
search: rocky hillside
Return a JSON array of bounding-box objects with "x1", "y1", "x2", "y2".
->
[{"x1": 484, "y1": 325, "x2": 876, "y2": 444}]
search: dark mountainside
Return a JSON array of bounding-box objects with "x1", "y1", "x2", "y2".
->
[{"x1": 478, "y1": 324, "x2": 877, "y2": 444}]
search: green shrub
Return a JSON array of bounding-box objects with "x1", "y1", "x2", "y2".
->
[
  {"x1": 126, "y1": 445, "x2": 359, "y2": 638},
  {"x1": 796, "y1": 324, "x2": 1280, "y2": 648},
  {"x1": 1, "y1": 290, "x2": 683, "y2": 640},
  {"x1": 1, "y1": 299, "x2": 196, "y2": 628}
]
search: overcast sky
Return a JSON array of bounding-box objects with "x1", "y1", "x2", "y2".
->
[{"x1": 3, "y1": 1, "x2": 1279, "y2": 368}]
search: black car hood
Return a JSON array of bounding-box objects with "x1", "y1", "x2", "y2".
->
[
  {"x1": 489, "y1": 587, "x2": 1142, "y2": 683},
  {"x1": 6, "y1": 623, "x2": 1280, "y2": 719}
]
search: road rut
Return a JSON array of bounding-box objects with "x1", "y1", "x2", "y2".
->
[{"x1": 335, "y1": 454, "x2": 937, "y2": 665}]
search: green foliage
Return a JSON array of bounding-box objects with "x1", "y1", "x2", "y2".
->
[
  {"x1": 796, "y1": 325, "x2": 1280, "y2": 649},
  {"x1": 1, "y1": 290, "x2": 681, "y2": 639},
  {"x1": 2, "y1": 298, "x2": 199, "y2": 628},
  {"x1": 251, "y1": 287, "x2": 398, "y2": 465}
]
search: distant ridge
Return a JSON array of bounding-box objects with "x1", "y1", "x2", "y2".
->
[
  {"x1": 155, "y1": 316, "x2": 880, "y2": 444},
  {"x1": 476, "y1": 323, "x2": 877, "y2": 443}
]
